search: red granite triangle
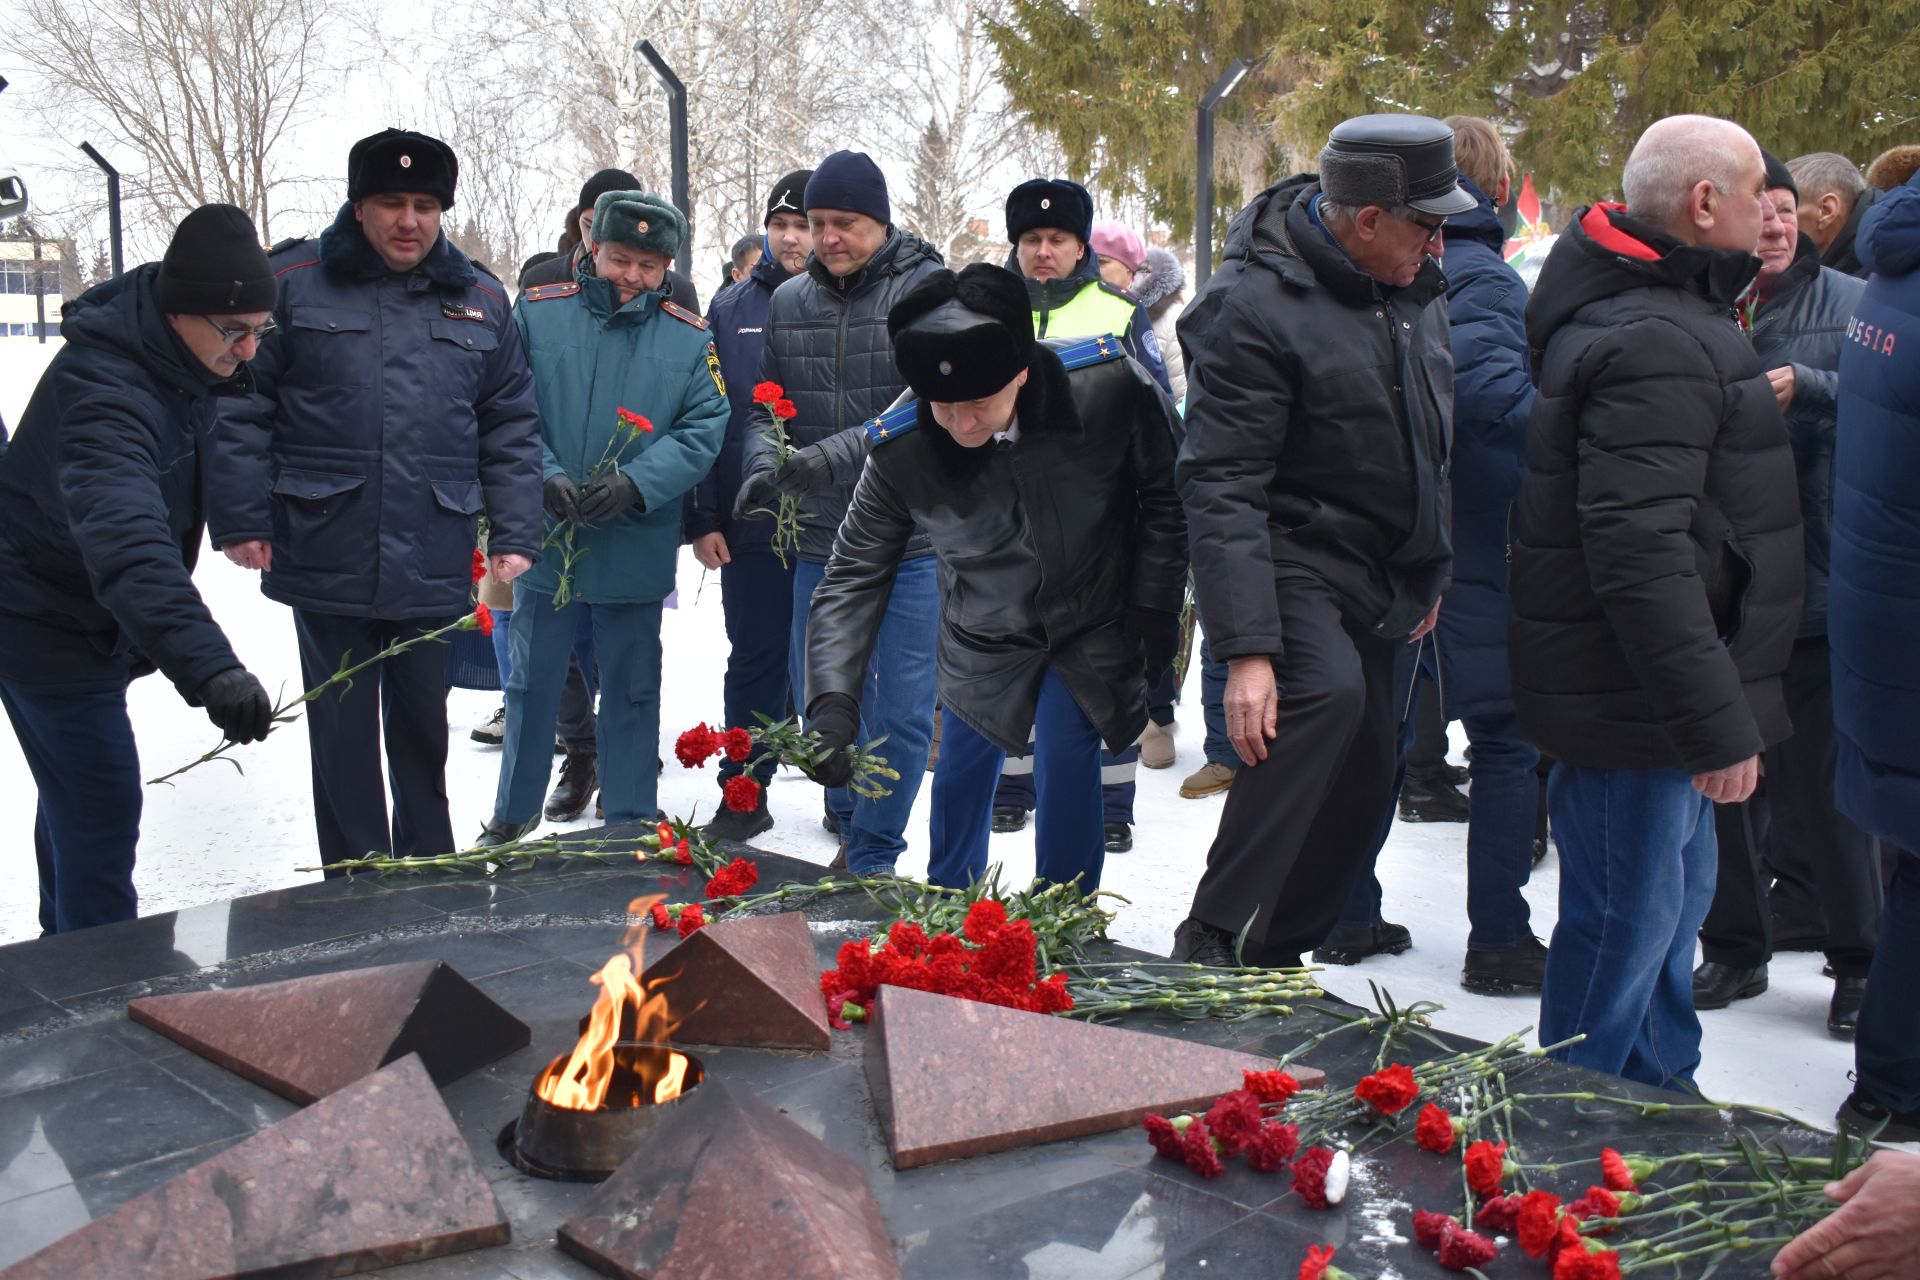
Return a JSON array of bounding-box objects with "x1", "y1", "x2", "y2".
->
[
  {"x1": 127, "y1": 959, "x2": 529, "y2": 1104},
  {"x1": 865, "y1": 984, "x2": 1326, "y2": 1169},
  {"x1": 559, "y1": 1080, "x2": 897, "y2": 1280},
  {"x1": 641, "y1": 912, "x2": 830, "y2": 1051},
  {"x1": 0, "y1": 1055, "x2": 509, "y2": 1279}
]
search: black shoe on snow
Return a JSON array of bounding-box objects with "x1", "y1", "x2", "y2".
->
[
  {"x1": 544, "y1": 749, "x2": 598, "y2": 822},
  {"x1": 1462, "y1": 936, "x2": 1548, "y2": 994},
  {"x1": 1313, "y1": 920, "x2": 1414, "y2": 966}
]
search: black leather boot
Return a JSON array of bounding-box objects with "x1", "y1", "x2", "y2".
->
[{"x1": 544, "y1": 748, "x2": 598, "y2": 822}]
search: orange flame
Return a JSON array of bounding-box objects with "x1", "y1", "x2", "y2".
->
[{"x1": 535, "y1": 894, "x2": 692, "y2": 1110}]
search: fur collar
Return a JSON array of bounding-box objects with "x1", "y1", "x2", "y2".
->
[
  {"x1": 1132, "y1": 246, "x2": 1185, "y2": 314},
  {"x1": 318, "y1": 201, "x2": 477, "y2": 289}
]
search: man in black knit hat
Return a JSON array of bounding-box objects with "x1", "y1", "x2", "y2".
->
[
  {"x1": 800, "y1": 264, "x2": 1185, "y2": 891},
  {"x1": 0, "y1": 203, "x2": 278, "y2": 933}
]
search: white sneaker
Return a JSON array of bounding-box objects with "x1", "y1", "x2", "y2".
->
[{"x1": 470, "y1": 705, "x2": 506, "y2": 745}]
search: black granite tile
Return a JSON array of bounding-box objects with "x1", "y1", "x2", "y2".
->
[
  {"x1": 0, "y1": 1059, "x2": 252, "y2": 1192},
  {"x1": 67, "y1": 1135, "x2": 241, "y2": 1219},
  {"x1": 472, "y1": 957, "x2": 604, "y2": 1037},
  {"x1": 0, "y1": 911, "x2": 218, "y2": 1001},
  {"x1": 216, "y1": 876, "x2": 449, "y2": 958},
  {"x1": 0, "y1": 1182, "x2": 93, "y2": 1270},
  {"x1": 1151, "y1": 1207, "x2": 1348, "y2": 1279},
  {"x1": 0, "y1": 996, "x2": 67, "y2": 1039},
  {"x1": 147, "y1": 1042, "x2": 302, "y2": 1131},
  {"x1": 898, "y1": 1167, "x2": 1253, "y2": 1279},
  {"x1": 0, "y1": 1018, "x2": 145, "y2": 1099}
]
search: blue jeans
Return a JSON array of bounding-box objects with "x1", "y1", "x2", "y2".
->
[
  {"x1": 489, "y1": 607, "x2": 515, "y2": 684},
  {"x1": 719, "y1": 545, "x2": 794, "y2": 788},
  {"x1": 930, "y1": 670, "x2": 1105, "y2": 890},
  {"x1": 1199, "y1": 638, "x2": 1237, "y2": 769},
  {"x1": 791, "y1": 556, "x2": 938, "y2": 873},
  {"x1": 1541, "y1": 764, "x2": 1717, "y2": 1090},
  {"x1": 497, "y1": 587, "x2": 662, "y2": 827},
  {"x1": 1856, "y1": 845, "x2": 1920, "y2": 1111},
  {"x1": 0, "y1": 681, "x2": 142, "y2": 934}
]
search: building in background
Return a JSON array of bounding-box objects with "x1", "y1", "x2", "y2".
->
[{"x1": 0, "y1": 229, "x2": 70, "y2": 340}]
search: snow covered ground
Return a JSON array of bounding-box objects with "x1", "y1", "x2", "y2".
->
[{"x1": 0, "y1": 343, "x2": 1879, "y2": 1138}]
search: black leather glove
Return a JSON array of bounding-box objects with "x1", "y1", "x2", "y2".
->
[
  {"x1": 1129, "y1": 605, "x2": 1182, "y2": 681},
  {"x1": 544, "y1": 474, "x2": 581, "y2": 524},
  {"x1": 575, "y1": 471, "x2": 642, "y2": 523},
  {"x1": 804, "y1": 693, "x2": 860, "y2": 789},
  {"x1": 195, "y1": 667, "x2": 273, "y2": 744},
  {"x1": 732, "y1": 445, "x2": 829, "y2": 521}
]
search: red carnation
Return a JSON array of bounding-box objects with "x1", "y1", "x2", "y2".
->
[
  {"x1": 1354, "y1": 1062, "x2": 1418, "y2": 1114},
  {"x1": 1599, "y1": 1147, "x2": 1637, "y2": 1192},
  {"x1": 1475, "y1": 1193, "x2": 1524, "y2": 1234},
  {"x1": 648, "y1": 902, "x2": 671, "y2": 930},
  {"x1": 674, "y1": 723, "x2": 720, "y2": 767},
  {"x1": 1300, "y1": 1244, "x2": 1337, "y2": 1280},
  {"x1": 1413, "y1": 1210, "x2": 1456, "y2": 1251},
  {"x1": 963, "y1": 898, "x2": 1008, "y2": 944},
  {"x1": 1569, "y1": 1186, "x2": 1621, "y2": 1232},
  {"x1": 722, "y1": 774, "x2": 761, "y2": 813},
  {"x1": 1143, "y1": 1113, "x2": 1185, "y2": 1161},
  {"x1": 1292, "y1": 1146, "x2": 1337, "y2": 1209},
  {"x1": 1437, "y1": 1222, "x2": 1500, "y2": 1271},
  {"x1": 1415, "y1": 1102, "x2": 1457, "y2": 1153},
  {"x1": 772, "y1": 398, "x2": 798, "y2": 420},
  {"x1": 752, "y1": 381, "x2": 783, "y2": 405},
  {"x1": 616, "y1": 407, "x2": 654, "y2": 433},
  {"x1": 1204, "y1": 1090, "x2": 1266, "y2": 1156},
  {"x1": 825, "y1": 991, "x2": 864, "y2": 1030},
  {"x1": 704, "y1": 856, "x2": 759, "y2": 899},
  {"x1": 471, "y1": 603, "x2": 494, "y2": 636},
  {"x1": 1464, "y1": 1139, "x2": 1509, "y2": 1197},
  {"x1": 471, "y1": 549, "x2": 487, "y2": 582},
  {"x1": 1245, "y1": 1120, "x2": 1301, "y2": 1172},
  {"x1": 674, "y1": 839, "x2": 692, "y2": 865},
  {"x1": 655, "y1": 821, "x2": 675, "y2": 846},
  {"x1": 1516, "y1": 1189, "x2": 1565, "y2": 1257},
  {"x1": 1180, "y1": 1116, "x2": 1225, "y2": 1178},
  {"x1": 1553, "y1": 1242, "x2": 1621, "y2": 1280},
  {"x1": 1243, "y1": 1069, "x2": 1302, "y2": 1105},
  {"x1": 1548, "y1": 1216, "x2": 1586, "y2": 1266},
  {"x1": 675, "y1": 902, "x2": 706, "y2": 936},
  {"x1": 720, "y1": 726, "x2": 754, "y2": 763}
]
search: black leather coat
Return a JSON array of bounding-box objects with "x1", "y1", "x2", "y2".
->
[{"x1": 803, "y1": 346, "x2": 1186, "y2": 753}]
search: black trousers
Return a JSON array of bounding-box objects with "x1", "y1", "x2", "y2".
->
[
  {"x1": 1699, "y1": 636, "x2": 1882, "y2": 975},
  {"x1": 295, "y1": 609, "x2": 460, "y2": 873},
  {"x1": 1188, "y1": 579, "x2": 1403, "y2": 962}
]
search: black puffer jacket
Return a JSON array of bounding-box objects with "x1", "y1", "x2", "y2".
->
[
  {"x1": 1752, "y1": 240, "x2": 1865, "y2": 637},
  {"x1": 805, "y1": 346, "x2": 1185, "y2": 753},
  {"x1": 1176, "y1": 175, "x2": 1453, "y2": 653},
  {"x1": 1510, "y1": 204, "x2": 1802, "y2": 772},
  {"x1": 0, "y1": 265, "x2": 244, "y2": 698},
  {"x1": 746, "y1": 229, "x2": 945, "y2": 562}
]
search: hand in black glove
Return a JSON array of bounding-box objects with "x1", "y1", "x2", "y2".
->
[
  {"x1": 544, "y1": 474, "x2": 581, "y2": 524},
  {"x1": 804, "y1": 693, "x2": 860, "y2": 789},
  {"x1": 195, "y1": 667, "x2": 273, "y2": 744},
  {"x1": 575, "y1": 471, "x2": 642, "y2": 523},
  {"x1": 1128, "y1": 605, "x2": 1182, "y2": 681},
  {"x1": 732, "y1": 444, "x2": 830, "y2": 521}
]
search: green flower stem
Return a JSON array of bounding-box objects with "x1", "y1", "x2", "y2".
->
[
  {"x1": 154, "y1": 613, "x2": 484, "y2": 787},
  {"x1": 1509, "y1": 1090, "x2": 1793, "y2": 1122}
]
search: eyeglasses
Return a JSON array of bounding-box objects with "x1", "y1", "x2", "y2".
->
[
  {"x1": 1407, "y1": 214, "x2": 1448, "y2": 242},
  {"x1": 201, "y1": 315, "x2": 278, "y2": 346}
]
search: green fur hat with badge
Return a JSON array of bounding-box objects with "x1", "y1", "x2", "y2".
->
[{"x1": 590, "y1": 191, "x2": 686, "y2": 259}]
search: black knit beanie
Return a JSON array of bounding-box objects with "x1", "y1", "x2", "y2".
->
[
  {"x1": 578, "y1": 168, "x2": 641, "y2": 217},
  {"x1": 765, "y1": 169, "x2": 813, "y2": 224},
  {"x1": 804, "y1": 151, "x2": 890, "y2": 224},
  {"x1": 1761, "y1": 148, "x2": 1798, "y2": 198},
  {"x1": 156, "y1": 204, "x2": 276, "y2": 315}
]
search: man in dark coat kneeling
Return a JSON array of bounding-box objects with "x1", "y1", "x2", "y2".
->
[{"x1": 799, "y1": 264, "x2": 1186, "y2": 892}]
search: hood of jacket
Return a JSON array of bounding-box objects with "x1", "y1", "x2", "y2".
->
[
  {"x1": 749, "y1": 248, "x2": 796, "y2": 293},
  {"x1": 1218, "y1": 173, "x2": 1448, "y2": 309},
  {"x1": 1526, "y1": 204, "x2": 1760, "y2": 348},
  {"x1": 59, "y1": 263, "x2": 244, "y2": 401},
  {"x1": 317, "y1": 201, "x2": 478, "y2": 290},
  {"x1": 1132, "y1": 246, "x2": 1185, "y2": 314},
  {"x1": 1857, "y1": 176, "x2": 1920, "y2": 277},
  {"x1": 1448, "y1": 176, "x2": 1508, "y2": 255},
  {"x1": 805, "y1": 227, "x2": 941, "y2": 296}
]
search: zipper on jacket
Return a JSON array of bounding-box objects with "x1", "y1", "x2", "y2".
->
[{"x1": 833, "y1": 297, "x2": 850, "y2": 433}]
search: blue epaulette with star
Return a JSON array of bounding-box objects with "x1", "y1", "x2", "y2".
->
[
  {"x1": 1050, "y1": 333, "x2": 1128, "y2": 371},
  {"x1": 864, "y1": 400, "x2": 921, "y2": 446}
]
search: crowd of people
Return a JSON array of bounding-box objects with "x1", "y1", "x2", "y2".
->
[{"x1": 0, "y1": 107, "x2": 1916, "y2": 1201}]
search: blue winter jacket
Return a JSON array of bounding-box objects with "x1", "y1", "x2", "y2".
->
[
  {"x1": 513, "y1": 265, "x2": 728, "y2": 605},
  {"x1": 1435, "y1": 178, "x2": 1534, "y2": 717},
  {"x1": 1830, "y1": 172, "x2": 1920, "y2": 851},
  {"x1": 685, "y1": 251, "x2": 796, "y2": 548},
  {"x1": 0, "y1": 265, "x2": 246, "y2": 699},
  {"x1": 203, "y1": 204, "x2": 543, "y2": 620}
]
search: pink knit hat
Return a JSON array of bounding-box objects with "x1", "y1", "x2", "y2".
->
[{"x1": 1089, "y1": 220, "x2": 1145, "y2": 272}]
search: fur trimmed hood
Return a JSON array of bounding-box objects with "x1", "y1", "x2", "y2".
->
[{"x1": 1132, "y1": 246, "x2": 1185, "y2": 316}]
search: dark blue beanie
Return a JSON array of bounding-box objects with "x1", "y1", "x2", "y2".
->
[{"x1": 804, "y1": 151, "x2": 890, "y2": 225}]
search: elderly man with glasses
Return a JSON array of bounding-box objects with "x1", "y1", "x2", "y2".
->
[
  {"x1": 1169, "y1": 114, "x2": 1467, "y2": 969},
  {"x1": 204, "y1": 128, "x2": 543, "y2": 874}
]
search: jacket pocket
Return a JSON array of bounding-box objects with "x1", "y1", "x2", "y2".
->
[
  {"x1": 270, "y1": 466, "x2": 369, "y2": 574},
  {"x1": 287, "y1": 307, "x2": 376, "y2": 389},
  {"x1": 420, "y1": 476, "x2": 484, "y2": 583}
]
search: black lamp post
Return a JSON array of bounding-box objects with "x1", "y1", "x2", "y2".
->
[
  {"x1": 78, "y1": 142, "x2": 123, "y2": 278},
  {"x1": 1195, "y1": 58, "x2": 1252, "y2": 290},
  {"x1": 635, "y1": 40, "x2": 692, "y2": 282}
]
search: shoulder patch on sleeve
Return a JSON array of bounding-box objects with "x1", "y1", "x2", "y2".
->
[
  {"x1": 865, "y1": 400, "x2": 922, "y2": 445},
  {"x1": 1054, "y1": 333, "x2": 1128, "y2": 372},
  {"x1": 661, "y1": 299, "x2": 708, "y2": 330},
  {"x1": 705, "y1": 343, "x2": 726, "y2": 397},
  {"x1": 522, "y1": 281, "x2": 581, "y2": 302}
]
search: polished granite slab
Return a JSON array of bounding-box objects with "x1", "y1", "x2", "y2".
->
[{"x1": 0, "y1": 823, "x2": 1822, "y2": 1278}]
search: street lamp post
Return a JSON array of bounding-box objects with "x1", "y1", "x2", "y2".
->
[
  {"x1": 635, "y1": 40, "x2": 692, "y2": 282},
  {"x1": 78, "y1": 142, "x2": 123, "y2": 278},
  {"x1": 1195, "y1": 59, "x2": 1251, "y2": 290}
]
